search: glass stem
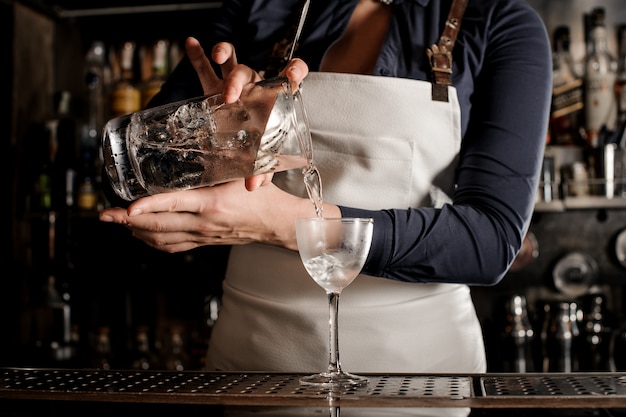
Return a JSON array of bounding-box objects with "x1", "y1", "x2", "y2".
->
[{"x1": 327, "y1": 291, "x2": 341, "y2": 374}]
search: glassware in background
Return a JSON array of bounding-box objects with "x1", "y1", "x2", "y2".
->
[
  {"x1": 102, "y1": 76, "x2": 312, "y2": 201},
  {"x1": 295, "y1": 217, "x2": 373, "y2": 387},
  {"x1": 541, "y1": 301, "x2": 581, "y2": 372},
  {"x1": 578, "y1": 293, "x2": 615, "y2": 372},
  {"x1": 501, "y1": 295, "x2": 535, "y2": 373}
]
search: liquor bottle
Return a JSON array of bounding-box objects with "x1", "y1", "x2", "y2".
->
[
  {"x1": 31, "y1": 132, "x2": 53, "y2": 212},
  {"x1": 84, "y1": 41, "x2": 106, "y2": 154},
  {"x1": 91, "y1": 326, "x2": 114, "y2": 370},
  {"x1": 615, "y1": 321, "x2": 626, "y2": 371},
  {"x1": 542, "y1": 301, "x2": 581, "y2": 372},
  {"x1": 141, "y1": 39, "x2": 169, "y2": 108},
  {"x1": 500, "y1": 295, "x2": 535, "y2": 373},
  {"x1": 613, "y1": 24, "x2": 626, "y2": 156},
  {"x1": 128, "y1": 325, "x2": 160, "y2": 370},
  {"x1": 110, "y1": 41, "x2": 141, "y2": 117},
  {"x1": 68, "y1": 324, "x2": 86, "y2": 368},
  {"x1": 584, "y1": 7, "x2": 618, "y2": 148},
  {"x1": 48, "y1": 91, "x2": 78, "y2": 210},
  {"x1": 161, "y1": 326, "x2": 190, "y2": 371},
  {"x1": 550, "y1": 26, "x2": 584, "y2": 146},
  {"x1": 31, "y1": 272, "x2": 73, "y2": 366},
  {"x1": 577, "y1": 293, "x2": 615, "y2": 371},
  {"x1": 76, "y1": 150, "x2": 99, "y2": 211},
  {"x1": 30, "y1": 91, "x2": 77, "y2": 212},
  {"x1": 616, "y1": 25, "x2": 626, "y2": 127}
]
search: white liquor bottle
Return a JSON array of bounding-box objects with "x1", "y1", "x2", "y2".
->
[{"x1": 584, "y1": 7, "x2": 618, "y2": 148}]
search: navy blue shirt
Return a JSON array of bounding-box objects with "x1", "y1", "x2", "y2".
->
[{"x1": 153, "y1": 0, "x2": 552, "y2": 286}]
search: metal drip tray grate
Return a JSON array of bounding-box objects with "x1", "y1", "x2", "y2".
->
[
  {"x1": 481, "y1": 375, "x2": 626, "y2": 397},
  {"x1": 3, "y1": 369, "x2": 626, "y2": 408},
  {"x1": 0, "y1": 368, "x2": 470, "y2": 406}
]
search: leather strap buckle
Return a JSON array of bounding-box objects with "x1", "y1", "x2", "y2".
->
[
  {"x1": 427, "y1": 45, "x2": 453, "y2": 77},
  {"x1": 428, "y1": 0, "x2": 468, "y2": 102}
]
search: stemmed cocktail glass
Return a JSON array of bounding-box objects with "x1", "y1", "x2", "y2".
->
[{"x1": 295, "y1": 217, "x2": 374, "y2": 387}]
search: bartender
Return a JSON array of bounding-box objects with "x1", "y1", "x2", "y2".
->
[{"x1": 100, "y1": 0, "x2": 551, "y2": 380}]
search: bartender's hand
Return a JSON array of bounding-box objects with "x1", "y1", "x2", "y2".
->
[
  {"x1": 99, "y1": 38, "x2": 331, "y2": 253},
  {"x1": 99, "y1": 178, "x2": 339, "y2": 253},
  {"x1": 187, "y1": 36, "x2": 309, "y2": 190}
]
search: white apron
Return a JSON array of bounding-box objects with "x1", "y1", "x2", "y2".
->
[{"x1": 206, "y1": 73, "x2": 487, "y2": 375}]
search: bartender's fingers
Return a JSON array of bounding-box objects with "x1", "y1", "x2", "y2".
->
[
  {"x1": 128, "y1": 217, "x2": 220, "y2": 253},
  {"x1": 185, "y1": 37, "x2": 222, "y2": 95},
  {"x1": 212, "y1": 42, "x2": 261, "y2": 104},
  {"x1": 281, "y1": 58, "x2": 309, "y2": 86},
  {"x1": 116, "y1": 181, "x2": 250, "y2": 219},
  {"x1": 245, "y1": 173, "x2": 274, "y2": 191},
  {"x1": 132, "y1": 227, "x2": 248, "y2": 253},
  {"x1": 129, "y1": 190, "x2": 211, "y2": 217},
  {"x1": 99, "y1": 193, "x2": 204, "y2": 227},
  {"x1": 211, "y1": 42, "x2": 238, "y2": 77},
  {"x1": 130, "y1": 219, "x2": 201, "y2": 248},
  {"x1": 222, "y1": 66, "x2": 265, "y2": 103},
  {"x1": 99, "y1": 206, "x2": 132, "y2": 224}
]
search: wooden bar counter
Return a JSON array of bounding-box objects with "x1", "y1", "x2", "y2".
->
[{"x1": 1, "y1": 368, "x2": 625, "y2": 416}]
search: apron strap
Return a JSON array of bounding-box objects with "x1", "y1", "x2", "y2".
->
[{"x1": 427, "y1": 0, "x2": 469, "y2": 102}]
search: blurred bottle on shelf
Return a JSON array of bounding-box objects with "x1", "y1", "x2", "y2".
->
[
  {"x1": 616, "y1": 24, "x2": 626, "y2": 129},
  {"x1": 84, "y1": 41, "x2": 107, "y2": 154},
  {"x1": 161, "y1": 325, "x2": 190, "y2": 371},
  {"x1": 47, "y1": 91, "x2": 79, "y2": 211},
  {"x1": 141, "y1": 39, "x2": 169, "y2": 108},
  {"x1": 90, "y1": 325, "x2": 115, "y2": 370},
  {"x1": 500, "y1": 294, "x2": 535, "y2": 373},
  {"x1": 169, "y1": 40, "x2": 184, "y2": 72},
  {"x1": 31, "y1": 273, "x2": 73, "y2": 366},
  {"x1": 27, "y1": 205, "x2": 77, "y2": 367},
  {"x1": 584, "y1": 7, "x2": 618, "y2": 149},
  {"x1": 541, "y1": 301, "x2": 581, "y2": 372},
  {"x1": 28, "y1": 126, "x2": 54, "y2": 213},
  {"x1": 550, "y1": 26, "x2": 585, "y2": 147},
  {"x1": 577, "y1": 293, "x2": 615, "y2": 371},
  {"x1": 615, "y1": 320, "x2": 626, "y2": 371},
  {"x1": 110, "y1": 41, "x2": 141, "y2": 118},
  {"x1": 76, "y1": 149, "x2": 100, "y2": 211},
  {"x1": 67, "y1": 324, "x2": 87, "y2": 368},
  {"x1": 27, "y1": 91, "x2": 79, "y2": 213},
  {"x1": 128, "y1": 325, "x2": 160, "y2": 370},
  {"x1": 612, "y1": 25, "x2": 626, "y2": 190}
]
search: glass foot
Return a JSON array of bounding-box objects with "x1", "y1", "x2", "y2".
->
[{"x1": 299, "y1": 371, "x2": 368, "y2": 387}]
